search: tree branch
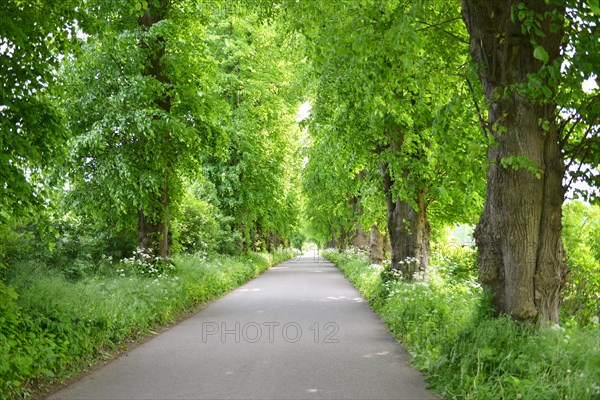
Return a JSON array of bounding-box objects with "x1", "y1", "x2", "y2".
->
[
  {"x1": 414, "y1": 18, "x2": 468, "y2": 44},
  {"x1": 465, "y1": 76, "x2": 490, "y2": 140}
]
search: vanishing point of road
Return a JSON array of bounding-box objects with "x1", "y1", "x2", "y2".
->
[{"x1": 49, "y1": 251, "x2": 437, "y2": 400}]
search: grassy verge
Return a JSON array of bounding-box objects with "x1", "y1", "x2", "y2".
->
[
  {"x1": 0, "y1": 250, "x2": 296, "y2": 399},
  {"x1": 324, "y1": 248, "x2": 600, "y2": 400}
]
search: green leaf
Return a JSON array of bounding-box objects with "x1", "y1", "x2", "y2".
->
[
  {"x1": 533, "y1": 46, "x2": 549, "y2": 63},
  {"x1": 541, "y1": 85, "x2": 552, "y2": 98},
  {"x1": 493, "y1": 123, "x2": 507, "y2": 135},
  {"x1": 589, "y1": 0, "x2": 600, "y2": 15},
  {"x1": 550, "y1": 22, "x2": 562, "y2": 33}
]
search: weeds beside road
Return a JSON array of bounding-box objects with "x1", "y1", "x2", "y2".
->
[
  {"x1": 1, "y1": 250, "x2": 295, "y2": 398},
  {"x1": 324, "y1": 247, "x2": 600, "y2": 400}
]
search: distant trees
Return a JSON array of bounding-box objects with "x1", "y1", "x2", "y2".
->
[
  {"x1": 296, "y1": 0, "x2": 599, "y2": 325},
  {"x1": 296, "y1": 0, "x2": 486, "y2": 277},
  {"x1": 202, "y1": 6, "x2": 305, "y2": 252}
]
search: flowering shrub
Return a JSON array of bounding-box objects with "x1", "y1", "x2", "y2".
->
[
  {"x1": 120, "y1": 248, "x2": 175, "y2": 277},
  {"x1": 380, "y1": 257, "x2": 421, "y2": 283},
  {"x1": 190, "y1": 249, "x2": 209, "y2": 262}
]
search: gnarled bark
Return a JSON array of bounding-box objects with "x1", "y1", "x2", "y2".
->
[
  {"x1": 352, "y1": 222, "x2": 370, "y2": 250},
  {"x1": 379, "y1": 160, "x2": 430, "y2": 280},
  {"x1": 462, "y1": 0, "x2": 567, "y2": 325},
  {"x1": 369, "y1": 224, "x2": 385, "y2": 264}
]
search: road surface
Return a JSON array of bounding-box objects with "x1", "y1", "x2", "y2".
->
[{"x1": 49, "y1": 251, "x2": 437, "y2": 399}]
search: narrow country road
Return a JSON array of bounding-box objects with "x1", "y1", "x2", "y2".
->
[{"x1": 49, "y1": 252, "x2": 437, "y2": 400}]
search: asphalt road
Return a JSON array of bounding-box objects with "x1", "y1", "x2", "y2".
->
[{"x1": 49, "y1": 251, "x2": 437, "y2": 400}]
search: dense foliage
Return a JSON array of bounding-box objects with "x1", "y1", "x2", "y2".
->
[
  {"x1": 296, "y1": 0, "x2": 487, "y2": 277},
  {"x1": 0, "y1": 1, "x2": 304, "y2": 397},
  {"x1": 297, "y1": 0, "x2": 599, "y2": 323},
  {"x1": 562, "y1": 201, "x2": 600, "y2": 326},
  {"x1": 201, "y1": 6, "x2": 305, "y2": 251},
  {"x1": 1, "y1": 0, "x2": 599, "y2": 398}
]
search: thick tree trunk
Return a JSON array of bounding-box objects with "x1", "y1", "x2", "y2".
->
[
  {"x1": 352, "y1": 222, "x2": 370, "y2": 250},
  {"x1": 338, "y1": 227, "x2": 348, "y2": 251},
  {"x1": 380, "y1": 161, "x2": 430, "y2": 280},
  {"x1": 462, "y1": 0, "x2": 567, "y2": 325},
  {"x1": 137, "y1": 1, "x2": 173, "y2": 259},
  {"x1": 265, "y1": 230, "x2": 273, "y2": 253},
  {"x1": 369, "y1": 224, "x2": 385, "y2": 264},
  {"x1": 383, "y1": 232, "x2": 392, "y2": 259},
  {"x1": 137, "y1": 186, "x2": 171, "y2": 259},
  {"x1": 138, "y1": 213, "x2": 170, "y2": 259}
]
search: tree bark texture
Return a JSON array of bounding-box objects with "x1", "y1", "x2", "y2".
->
[
  {"x1": 137, "y1": 184, "x2": 171, "y2": 259},
  {"x1": 352, "y1": 222, "x2": 370, "y2": 250},
  {"x1": 138, "y1": 211, "x2": 170, "y2": 260},
  {"x1": 369, "y1": 224, "x2": 385, "y2": 264},
  {"x1": 462, "y1": 0, "x2": 567, "y2": 324},
  {"x1": 379, "y1": 161, "x2": 430, "y2": 280}
]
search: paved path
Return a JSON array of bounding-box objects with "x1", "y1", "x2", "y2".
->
[{"x1": 49, "y1": 252, "x2": 436, "y2": 399}]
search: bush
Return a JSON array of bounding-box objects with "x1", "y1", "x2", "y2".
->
[
  {"x1": 0, "y1": 279, "x2": 68, "y2": 398},
  {"x1": 172, "y1": 189, "x2": 242, "y2": 256},
  {"x1": 172, "y1": 193, "x2": 222, "y2": 255},
  {"x1": 324, "y1": 247, "x2": 600, "y2": 400},
  {"x1": 1, "y1": 216, "x2": 137, "y2": 282},
  {"x1": 430, "y1": 242, "x2": 478, "y2": 285}
]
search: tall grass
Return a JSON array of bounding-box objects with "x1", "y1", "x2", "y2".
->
[
  {"x1": 1, "y1": 250, "x2": 295, "y2": 398},
  {"x1": 324, "y1": 248, "x2": 600, "y2": 400}
]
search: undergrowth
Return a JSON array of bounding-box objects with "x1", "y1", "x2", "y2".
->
[
  {"x1": 324, "y1": 247, "x2": 600, "y2": 400},
  {"x1": 0, "y1": 250, "x2": 295, "y2": 399}
]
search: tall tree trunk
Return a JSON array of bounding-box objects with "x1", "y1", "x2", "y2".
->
[
  {"x1": 137, "y1": 182, "x2": 171, "y2": 259},
  {"x1": 238, "y1": 224, "x2": 248, "y2": 252},
  {"x1": 136, "y1": 1, "x2": 173, "y2": 259},
  {"x1": 462, "y1": 0, "x2": 567, "y2": 325},
  {"x1": 379, "y1": 161, "x2": 430, "y2": 280},
  {"x1": 338, "y1": 226, "x2": 348, "y2": 251},
  {"x1": 265, "y1": 230, "x2": 272, "y2": 253},
  {"x1": 137, "y1": 213, "x2": 170, "y2": 259},
  {"x1": 327, "y1": 233, "x2": 337, "y2": 250},
  {"x1": 352, "y1": 222, "x2": 370, "y2": 250},
  {"x1": 369, "y1": 224, "x2": 385, "y2": 264}
]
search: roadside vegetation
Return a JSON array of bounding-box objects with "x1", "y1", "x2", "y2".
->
[
  {"x1": 1, "y1": 226, "x2": 295, "y2": 398},
  {"x1": 2, "y1": 0, "x2": 600, "y2": 399},
  {"x1": 1, "y1": 2, "x2": 303, "y2": 398},
  {"x1": 324, "y1": 204, "x2": 600, "y2": 400}
]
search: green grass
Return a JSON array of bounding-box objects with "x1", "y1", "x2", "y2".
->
[
  {"x1": 0, "y1": 250, "x2": 295, "y2": 399},
  {"x1": 324, "y1": 248, "x2": 600, "y2": 400}
]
